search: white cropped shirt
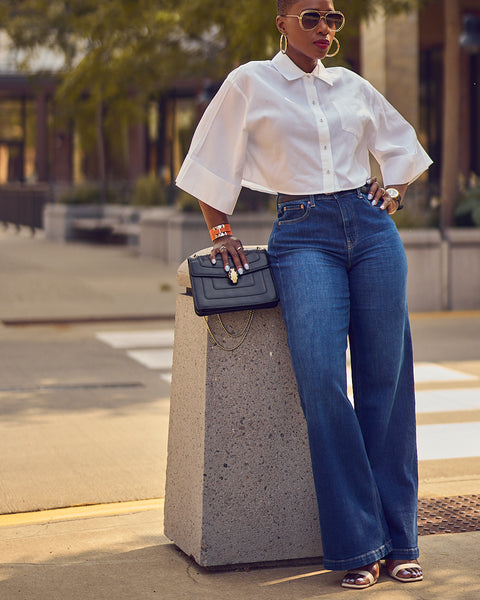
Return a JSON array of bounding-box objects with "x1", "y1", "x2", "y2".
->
[{"x1": 176, "y1": 52, "x2": 432, "y2": 215}]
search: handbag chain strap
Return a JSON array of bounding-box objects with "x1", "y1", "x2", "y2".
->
[{"x1": 203, "y1": 311, "x2": 255, "y2": 351}]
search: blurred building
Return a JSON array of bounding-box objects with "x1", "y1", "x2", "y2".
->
[{"x1": 361, "y1": 0, "x2": 480, "y2": 200}]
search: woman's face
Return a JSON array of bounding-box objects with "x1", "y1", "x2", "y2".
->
[{"x1": 276, "y1": 0, "x2": 338, "y2": 72}]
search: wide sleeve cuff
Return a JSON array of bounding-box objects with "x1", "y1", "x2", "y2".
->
[
  {"x1": 176, "y1": 155, "x2": 241, "y2": 215},
  {"x1": 380, "y1": 142, "x2": 433, "y2": 186}
]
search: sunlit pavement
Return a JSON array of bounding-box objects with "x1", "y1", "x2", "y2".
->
[{"x1": 1, "y1": 227, "x2": 479, "y2": 598}]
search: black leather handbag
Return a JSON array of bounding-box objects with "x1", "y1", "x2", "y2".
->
[{"x1": 187, "y1": 248, "x2": 279, "y2": 317}]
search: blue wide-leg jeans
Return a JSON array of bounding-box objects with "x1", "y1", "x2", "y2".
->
[{"x1": 268, "y1": 189, "x2": 419, "y2": 571}]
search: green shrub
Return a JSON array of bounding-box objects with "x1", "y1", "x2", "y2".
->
[
  {"x1": 393, "y1": 204, "x2": 439, "y2": 229},
  {"x1": 132, "y1": 175, "x2": 167, "y2": 207},
  {"x1": 175, "y1": 188, "x2": 275, "y2": 213},
  {"x1": 456, "y1": 173, "x2": 480, "y2": 227},
  {"x1": 58, "y1": 184, "x2": 116, "y2": 204},
  {"x1": 175, "y1": 189, "x2": 201, "y2": 212}
]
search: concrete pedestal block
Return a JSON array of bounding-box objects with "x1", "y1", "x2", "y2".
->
[{"x1": 164, "y1": 252, "x2": 322, "y2": 568}]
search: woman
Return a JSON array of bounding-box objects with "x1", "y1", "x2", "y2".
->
[{"x1": 176, "y1": 0, "x2": 431, "y2": 589}]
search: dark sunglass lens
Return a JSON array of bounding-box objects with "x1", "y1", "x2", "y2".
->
[
  {"x1": 326, "y1": 12, "x2": 344, "y2": 30},
  {"x1": 301, "y1": 12, "x2": 320, "y2": 30}
]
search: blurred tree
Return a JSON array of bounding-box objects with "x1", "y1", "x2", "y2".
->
[
  {"x1": 175, "y1": 0, "x2": 427, "y2": 72},
  {"x1": 1, "y1": 0, "x2": 427, "y2": 196},
  {"x1": 2, "y1": 0, "x2": 183, "y2": 198}
]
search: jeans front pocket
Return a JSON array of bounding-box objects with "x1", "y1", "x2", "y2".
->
[{"x1": 277, "y1": 199, "x2": 312, "y2": 225}]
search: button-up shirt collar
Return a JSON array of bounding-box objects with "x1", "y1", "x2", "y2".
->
[{"x1": 271, "y1": 52, "x2": 334, "y2": 85}]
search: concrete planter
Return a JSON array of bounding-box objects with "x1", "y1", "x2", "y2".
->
[
  {"x1": 44, "y1": 203, "x2": 103, "y2": 241},
  {"x1": 43, "y1": 203, "x2": 146, "y2": 243},
  {"x1": 400, "y1": 229, "x2": 445, "y2": 312},
  {"x1": 44, "y1": 201, "x2": 480, "y2": 312},
  {"x1": 400, "y1": 228, "x2": 480, "y2": 311},
  {"x1": 446, "y1": 228, "x2": 480, "y2": 310},
  {"x1": 139, "y1": 210, "x2": 275, "y2": 266},
  {"x1": 139, "y1": 209, "x2": 480, "y2": 312},
  {"x1": 138, "y1": 207, "x2": 179, "y2": 261}
]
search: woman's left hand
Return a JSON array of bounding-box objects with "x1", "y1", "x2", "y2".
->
[{"x1": 366, "y1": 177, "x2": 400, "y2": 215}]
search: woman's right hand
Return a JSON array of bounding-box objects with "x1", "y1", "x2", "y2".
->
[
  {"x1": 197, "y1": 200, "x2": 249, "y2": 275},
  {"x1": 211, "y1": 235, "x2": 249, "y2": 276}
]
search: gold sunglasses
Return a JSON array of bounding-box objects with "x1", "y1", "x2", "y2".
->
[{"x1": 281, "y1": 10, "x2": 345, "y2": 32}]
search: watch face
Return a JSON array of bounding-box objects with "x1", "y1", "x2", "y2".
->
[{"x1": 386, "y1": 188, "x2": 400, "y2": 199}]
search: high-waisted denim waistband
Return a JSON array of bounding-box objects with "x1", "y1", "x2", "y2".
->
[{"x1": 277, "y1": 186, "x2": 370, "y2": 204}]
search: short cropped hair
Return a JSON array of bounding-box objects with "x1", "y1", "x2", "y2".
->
[{"x1": 277, "y1": 0, "x2": 295, "y2": 15}]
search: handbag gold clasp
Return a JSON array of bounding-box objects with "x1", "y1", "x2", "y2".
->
[{"x1": 228, "y1": 268, "x2": 238, "y2": 284}]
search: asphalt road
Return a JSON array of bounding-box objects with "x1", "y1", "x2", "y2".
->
[
  {"x1": 0, "y1": 312, "x2": 479, "y2": 515},
  {"x1": 0, "y1": 320, "x2": 172, "y2": 514}
]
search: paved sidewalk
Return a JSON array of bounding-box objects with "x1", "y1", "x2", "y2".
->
[
  {"x1": 1, "y1": 505, "x2": 479, "y2": 599},
  {"x1": 1, "y1": 226, "x2": 480, "y2": 599},
  {"x1": 0, "y1": 226, "x2": 179, "y2": 322}
]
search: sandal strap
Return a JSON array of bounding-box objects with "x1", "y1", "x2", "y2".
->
[
  {"x1": 391, "y1": 563, "x2": 421, "y2": 578},
  {"x1": 345, "y1": 570, "x2": 375, "y2": 584}
]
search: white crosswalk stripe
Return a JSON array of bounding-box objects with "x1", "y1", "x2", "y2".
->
[
  {"x1": 414, "y1": 362, "x2": 477, "y2": 383},
  {"x1": 96, "y1": 329, "x2": 480, "y2": 461},
  {"x1": 126, "y1": 349, "x2": 174, "y2": 370},
  {"x1": 95, "y1": 330, "x2": 174, "y2": 349},
  {"x1": 417, "y1": 422, "x2": 480, "y2": 460},
  {"x1": 416, "y1": 388, "x2": 480, "y2": 413},
  {"x1": 95, "y1": 330, "x2": 175, "y2": 384}
]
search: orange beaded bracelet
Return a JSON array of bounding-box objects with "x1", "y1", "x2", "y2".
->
[{"x1": 209, "y1": 223, "x2": 232, "y2": 242}]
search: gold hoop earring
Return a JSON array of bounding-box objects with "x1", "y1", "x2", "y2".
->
[
  {"x1": 326, "y1": 37, "x2": 340, "y2": 58},
  {"x1": 280, "y1": 33, "x2": 288, "y2": 54}
]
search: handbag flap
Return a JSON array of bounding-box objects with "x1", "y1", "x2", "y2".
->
[
  {"x1": 187, "y1": 249, "x2": 278, "y2": 315},
  {"x1": 188, "y1": 249, "x2": 270, "y2": 279}
]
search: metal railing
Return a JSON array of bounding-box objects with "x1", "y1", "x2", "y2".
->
[{"x1": 0, "y1": 184, "x2": 51, "y2": 234}]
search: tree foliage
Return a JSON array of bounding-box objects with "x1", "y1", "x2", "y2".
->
[
  {"x1": 2, "y1": 0, "x2": 430, "y2": 86},
  {"x1": 2, "y1": 2, "x2": 182, "y2": 129},
  {"x1": 0, "y1": 0, "x2": 429, "y2": 182}
]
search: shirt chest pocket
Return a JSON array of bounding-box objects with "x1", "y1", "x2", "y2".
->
[{"x1": 332, "y1": 99, "x2": 371, "y2": 140}]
